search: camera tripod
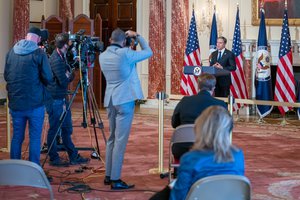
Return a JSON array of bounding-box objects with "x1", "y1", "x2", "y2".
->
[{"x1": 41, "y1": 67, "x2": 107, "y2": 168}]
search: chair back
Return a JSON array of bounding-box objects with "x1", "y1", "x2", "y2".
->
[
  {"x1": 168, "y1": 124, "x2": 195, "y2": 182},
  {"x1": 171, "y1": 124, "x2": 195, "y2": 144},
  {"x1": 185, "y1": 175, "x2": 251, "y2": 200},
  {"x1": 0, "y1": 159, "x2": 54, "y2": 200}
]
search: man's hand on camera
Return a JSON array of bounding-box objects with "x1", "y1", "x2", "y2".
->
[{"x1": 125, "y1": 30, "x2": 139, "y2": 38}]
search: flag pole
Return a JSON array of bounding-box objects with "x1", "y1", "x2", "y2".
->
[{"x1": 280, "y1": 0, "x2": 288, "y2": 127}]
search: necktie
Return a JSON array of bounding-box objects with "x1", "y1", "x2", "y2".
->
[{"x1": 217, "y1": 51, "x2": 222, "y2": 61}]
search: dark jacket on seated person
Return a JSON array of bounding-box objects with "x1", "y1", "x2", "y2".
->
[
  {"x1": 171, "y1": 90, "x2": 227, "y2": 160},
  {"x1": 171, "y1": 90, "x2": 227, "y2": 128},
  {"x1": 170, "y1": 149, "x2": 245, "y2": 200}
]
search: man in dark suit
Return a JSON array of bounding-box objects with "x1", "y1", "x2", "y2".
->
[
  {"x1": 210, "y1": 36, "x2": 236, "y2": 97},
  {"x1": 171, "y1": 73, "x2": 227, "y2": 160}
]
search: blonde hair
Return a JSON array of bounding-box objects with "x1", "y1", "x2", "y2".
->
[{"x1": 192, "y1": 106, "x2": 235, "y2": 163}]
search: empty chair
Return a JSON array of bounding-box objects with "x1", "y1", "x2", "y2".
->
[
  {"x1": 185, "y1": 175, "x2": 251, "y2": 200},
  {"x1": 168, "y1": 124, "x2": 195, "y2": 182},
  {"x1": 0, "y1": 159, "x2": 54, "y2": 200}
]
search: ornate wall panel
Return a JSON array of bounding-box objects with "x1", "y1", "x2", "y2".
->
[
  {"x1": 170, "y1": 0, "x2": 189, "y2": 94},
  {"x1": 59, "y1": 0, "x2": 74, "y2": 31},
  {"x1": 148, "y1": 0, "x2": 166, "y2": 98},
  {"x1": 13, "y1": 0, "x2": 29, "y2": 44}
]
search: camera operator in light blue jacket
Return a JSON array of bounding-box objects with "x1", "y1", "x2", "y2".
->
[{"x1": 99, "y1": 28, "x2": 153, "y2": 190}]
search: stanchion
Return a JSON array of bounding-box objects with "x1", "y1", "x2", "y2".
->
[
  {"x1": 1, "y1": 97, "x2": 10, "y2": 152},
  {"x1": 228, "y1": 95, "x2": 234, "y2": 144},
  {"x1": 149, "y1": 91, "x2": 168, "y2": 174}
]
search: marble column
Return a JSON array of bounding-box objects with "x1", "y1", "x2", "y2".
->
[
  {"x1": 13, "y1": 0, "x2": 29, "y2": 45},
  {"x1": 148, "y1": 0, "x2": 166, "y2": 99},
  {"x1": 59, "y1": 0, "x2": 74, "y2": 31},
  {"x1": 170, "y1": 0, "x2": 189, "y2": 94}
]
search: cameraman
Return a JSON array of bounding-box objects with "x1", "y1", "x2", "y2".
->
[
  {"x1": 99, "y1": 28, "x2": 153, "y2": 190},
  {"x1": 46, "y1": 33, "x2": 89, "y2": 166},
  {"x1": 4, "y1": 27, "x2": 53, "y2": 165}
]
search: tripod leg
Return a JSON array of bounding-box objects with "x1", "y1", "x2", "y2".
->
[
  {"x1": 88, "y1": 85, "x2": 107, "y2": 144},
  {"x1": 87, "y1": 87, "x2": 102, "y2": 158}
]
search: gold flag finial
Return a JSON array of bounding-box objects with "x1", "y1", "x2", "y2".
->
[
  {"x1": 285, "y1": 0, "x2": 287, "y2": 9},
  {"x1": 213, "y1": 1, "x2": 216, "y2": 12},
  {"x1": 260, "y1": 0, "x2": 264, "y2": 8}
]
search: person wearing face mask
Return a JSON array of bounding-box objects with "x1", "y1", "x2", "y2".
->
[
  {"x1": 4, "y1": 27, "x2": 53, "y2": 166},
  {"x1": 46, "y1": 33, "x2": 90, "y2": 167}
]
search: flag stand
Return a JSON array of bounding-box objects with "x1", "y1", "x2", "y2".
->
[
  {"x1": 257, "y1": 118, "x2": 267, "y2": 124},
  {"x1": 234, "y1": 110, "x2": 245, "y2": 122},
  {"x1": 280, "y1": 116, "x2": 289, "y2": 126}
]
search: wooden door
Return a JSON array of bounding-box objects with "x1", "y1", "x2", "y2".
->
[{"x1": 90, "y1": 0, "x2": 137, "y2": 107}]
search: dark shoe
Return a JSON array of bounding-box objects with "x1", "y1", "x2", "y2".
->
[
  {"x1": 70, "y1": 154, "x2": 90, "y2": 165},
  {"x1": 104, "y1": 176, "x2": 111, "y2": 185},
  {"x1": 47, "y1": 175, "x2": 53, "y2": 183},
  {"x1": 111, "y1": 179, "x2": 135, "y2": 190},
  {"x1": 49, "y1": 158, "x2": 69, "y2": 167},
  {"x1": 40, "y1": 143, "x2": 48, "y2": 154}
]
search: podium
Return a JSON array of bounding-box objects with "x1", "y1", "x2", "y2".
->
[{"x1": 184, "y1": 66, "x2": 230, "y2": 77}]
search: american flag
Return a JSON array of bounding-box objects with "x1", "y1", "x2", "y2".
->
[
  {"x1": 180, "y1": 10, "x2": 201, "y2": 95},
  {"x1": 274, "y1": 8, "x2": 296, "y2": 115},
  {"x1": 230, "y1": 7, "x2": 248, "y2": 111}
]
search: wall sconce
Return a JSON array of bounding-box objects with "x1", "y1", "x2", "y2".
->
[{"x1": 195, "y1": 0, "x2": 223, "y2": 36}]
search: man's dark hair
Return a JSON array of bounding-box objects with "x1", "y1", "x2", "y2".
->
[
  {"x1": 218, "y1": 36, "x2": 227, "y2": 44},
  {"x1": 55, "y1": 33, "x2": 69, "y2": 49},
  {"x1": 198, "y1": 73, "x2": 216, "y2": 91},
  {"x1": 111, "y1": 28, "x2": 126, "y2": 43}
]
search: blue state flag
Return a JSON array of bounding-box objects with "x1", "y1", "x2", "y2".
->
[
  {"x1": 209, "y1": 11, "x2": 217, "y2": 54},
  {"x1": 255, "y1": 8, "x2": 273, "y2": 118}
]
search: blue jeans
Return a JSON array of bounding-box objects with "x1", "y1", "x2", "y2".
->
[
  {"x1": 10, "y1": 106, "x2": 45, "y2": 165},
  {"x1": 46, "y1": 99, "x2": 77, "y2": 161}
]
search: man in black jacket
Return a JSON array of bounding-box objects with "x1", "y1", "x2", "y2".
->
[
  {"x1": 4, "y1": 27, "x2": 53, "y2": 165},
  {"x1": 46, "y1": 33, "x2": 89, "y2": 166},
  {"x1": 171, "y1": 73, "x2": 227, "y2": 160},
  {"x1": 210, "y1": 36, "x2": 236, "y2": 97}
]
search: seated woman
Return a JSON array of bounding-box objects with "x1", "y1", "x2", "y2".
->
[{"x1": 150, "y1": 106, "x2": 245, "y2": 200}]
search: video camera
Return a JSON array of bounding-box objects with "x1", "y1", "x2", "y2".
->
[
  {"x1": 38, "y1": 29, "x2": 56, "y2": 56},
  {"x1": 125, "y1": 36, "x2": 138, "y2": 47},
  {"x1": 67, "y1": 29, "x2": 104, "y2": 70}
]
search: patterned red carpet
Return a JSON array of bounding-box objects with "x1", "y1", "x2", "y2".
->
[{"x1": 1, "y1": 105, "x2": 300, "y2": 200}]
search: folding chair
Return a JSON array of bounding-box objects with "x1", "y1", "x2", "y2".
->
[
  {"x1": 168, "y1": 124, "x2": 195, "y2": 182},
  {"x1": 0, "y1": 159, "x2": 54, "y2": 200},
  {"x1": 185, "y1": 175, "x2": 251, "y2": 200}
]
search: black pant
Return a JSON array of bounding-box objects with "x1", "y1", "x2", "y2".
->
[
  {"x1": 171, "y1": 142, "x2": 194, "y2": 178},
  {"x1": 215, "y1": 84, "x2": 230, "y2": 97},
  {"x1": 172, "y1": 142, "x2": 194, "y2": 160},
  {"x1": 149, "y1": 186, "x2": 170, "y2": 200}
]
